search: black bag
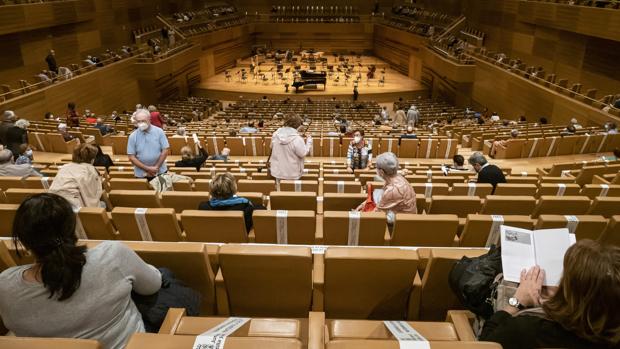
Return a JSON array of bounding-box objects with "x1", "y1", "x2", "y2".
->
[
  {"x1": 131, "y1": 268, "x2": 201, "y2": 333},
  {"x1": 448, "y1": 245, "x2": 503, "y2": 319}
]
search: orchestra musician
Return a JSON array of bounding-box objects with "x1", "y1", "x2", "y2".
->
[{"x1": 367, "y1": 65, "x2": 377, "y2": 79}]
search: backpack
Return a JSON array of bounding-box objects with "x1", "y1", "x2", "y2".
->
[{"x1": 448, "y1": 245, "x2": 503, "y2": 319}]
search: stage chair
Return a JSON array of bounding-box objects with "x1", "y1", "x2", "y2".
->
[
  {"x1": 537, "y1": 183, "x2": 581, "y2": 197},
  {"x1": 399, "y1": 138, "x2": 419, "y2": 158},
  {"x1": 0, "y1": 204, "x2": 19, "y2": 237},
  {"x1": 493, "y1": 183, "x2": 537, "y2": 197},
  {"x1": 481, "y1": 195, "x2": 537, "y2": 215},
  {"x1": 323, "y1": 193, "x2": 366, "y2": 211},
  {"x1": 588, "y1": 197, "x2": 620, "y2": 218},
  {"x1": 450, "y1": 183, "x2": 493, "y2": 198},
  {"x1": 77, "y1": 207, "x2": 118, "y2": 240},
  {"x1": 580, "y1": 184, "x2": 620, "y2": 200},
  {"x1": 217, "y1": 244, "x2": 313, "y2": 317},
  {"x1": 391, "y1": 214, "x2": 459, "y2": 247},
  {"x1": 3, "y1": 188, "x2": 46, "y2": 204},
  {"x1": 314, "y1": 247, "x2": 419, "y2": 319},
  {"x1": 108, "y1": 178, "x2": 152, "y2": 191},
  {"x1": 238, "y1": 179, "x2": 276, "y2": 196},
  {"x1": 160, "y1": 191, "x2": 208, "y2": 212},
  {"x1": 280, "y1": 180, "x2": 319, "y2": 193},
  {"x1": 600, "y1": 216, "x2": 620, "y2": 247},
  {"x1": 253, "y1": 210, "x2": 317, "y2": 244},
  {"x1": 532, "y1": 196, "x2": 592, "y2": 218},
  {"x1": 111, "y1": 207, "x2": 183, "y2": 242},
  {"x1": 181, "y1": 210, "x2": 248, "y2": 243},
  {"x1": 108, "y1": 190, "x2": 162, "y2": 208},
  {"x1": 459, "y1": 214, "x2": 535, "y2": 247},
  {"x1": 0, "y1": 337, "x2": 102, "y2": 349},
  {"x1": 323, "y1": 181, "x2": 360, "y2": 193},
  {"x1": 270, "y1": 191, "x2": 317, "y2": 212},
  {"x1": 428, "y1": 196, "x2": 482, "y2": 218},
  {"x1": 536, "y1": 215, "x2": 608, "y2": 241},
  {"x1": 322, "y1": 211, "x2": 387, "y2": 246}
]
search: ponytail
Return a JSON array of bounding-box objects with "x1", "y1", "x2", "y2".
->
[{"x1": 13, "y1": 194, "x2": 88, "y2": 301}]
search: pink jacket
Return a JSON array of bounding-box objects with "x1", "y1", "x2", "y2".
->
[{"x1": 269, "y1": 127, "x2": 312, "y2": 180}]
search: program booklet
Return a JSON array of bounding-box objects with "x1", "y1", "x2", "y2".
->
[{"x1": 500, "y1": 225, "x2": 576, "y2": 286}]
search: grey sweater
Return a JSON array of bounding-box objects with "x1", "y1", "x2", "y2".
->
[{"x1": 0, "y1": 241, "x2": 161, "y2": 349}]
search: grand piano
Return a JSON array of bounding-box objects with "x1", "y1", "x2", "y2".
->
[{"x1": 292, "y1": 70, "x2": 327, "y2": 92}]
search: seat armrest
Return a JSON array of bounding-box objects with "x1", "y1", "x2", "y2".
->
[
  {"x1": 446, "y1": 310, "x2": 476, "y2": 341},
  {"x1": 308, "y1": 312, "x2": 326, "y2": 349},
  {"x1": 315, "y1": 215, "x2": 323, "y2": 245},
  {"x1": 536, "y1": 168, "x2": 549, "y2": 176},
  {"x1": 312, "y1": 254, "x2": 325, "y2": 312},
  {"x1": 592, "y1": 175, "x2": 610, "y2": 185},
  {"x1": 215, "y1": 268, "x2": 230, "y2": 315},
  {"x1": 384, "y1": 226, "x2": 391, "y2": 246},
  {"x1": 158, "y1": 308, "x2": 186, "y2": 334},
  {"x1": 407, "y1": 271, "x2": 422, "y2": 320}
]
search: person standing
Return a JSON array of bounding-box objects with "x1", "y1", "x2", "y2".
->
[
  {"x1": 269, "y1": 115, "x2": 312, "y2": 181},
  {"x1": 406, "y1": 105, "x2": 419, "y2": 126},
  {"x1": 45, "y1": 49, "x2": 58, "y2": 75},
  {"x1": 380, "y1": 106, "x2": 389, "y2": 122},
  {"x1": 0, "y1": 110, "x2": 16, "y2": 146},
  {"x1": 66, "y1": 102, "x2": 80, "y2": 128},
  {"x1": 127, "y1": 109, "x2": 170, "y2": 181},
  {"x1": 353, "y1": 86, "x2": 359, "y2": 101},
  {"x1": 148, "y1": 105, "x2": 164, "y2": 129}
]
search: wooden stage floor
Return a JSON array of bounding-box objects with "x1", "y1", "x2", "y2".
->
[{"x1": 192, "y1": 55, "x2": 427, "y2": 102}]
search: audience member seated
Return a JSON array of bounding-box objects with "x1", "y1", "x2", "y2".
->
[
  {"x1": 85, "y1": 110, "x2": 97, "y2": 124},
  {"x1": 94, "y1": 118, "x2": 114, "y2": 136},
  {"x1": 198, "y1": 173, "x2": 265, "y2": 232},
  {"x1": 14, "y1": 144, "x2": 33, "y2": 165},
  {"x1": 239, "y1": 122, "x2": 258, "y2": 133},
  {"x1": 0, "y1": 149, "x2": 41, "y2": 177},
  {"x1": 0, "y1": 110, "x2": 16, "y2": 146},
  {"x1": 49, "y1": 144, "x2": 103, "y2": 209},
  {"x1": 480, "y1": 240, "x2": 620, "y2": 349},
  {"x1": 269, "y1": 115, "x2": 313, "y2": 181},
  {"x1": 0, "y1": 193, "x2": 161, "y2": 349},
  {"x1": 468, "y1": 152, "x2": 506, "y2": 194},
  {"x1": 346, "y1": 129, "x2": 372, "y2": 173},
  {"x1": 58, "y1": 123, "x2": 76, "y2": 142},
  {"x1": 208, "y1": 147, "x2": 230, "y2": 161},
  {"x1": 175, "y1": 143, "x2": 208, "y2": 171},
  {"x1": 5, "y1": 119, "x2": 29, "y2": 160},
  {"x1": 491, "y1": 129, "x2": 519, "y2": 158},
  {"x1": 400, "y1": 125, "x2": 417, "y2": 139},
  {"x1": 172, "y1": 126, "x2": 186, "y2": 138},
  {"x1": 570, "y1": 118, "x2": 583, "y2": 130}
]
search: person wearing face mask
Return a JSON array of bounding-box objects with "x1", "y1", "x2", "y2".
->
[
  {"x1": 0, "y1": 149, "x2": 41, "y2": 177},
  {"x1": 127, "y1": 109, "x2": 170, "y2": 181},
  {"x1": 468, "y1": 152, "x2": 506, "y2": 194},
  {"x1": 346, "y1": 129, "x2": 372, "y2": 173},
  {"x1": 48, "y1": 144, "x2": 103, "y2": 209},
  {"x1": 15, "y1": 144, "x2": 34, "y2": 165}
]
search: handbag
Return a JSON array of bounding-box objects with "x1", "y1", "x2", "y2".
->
[{"x1": 360, "y1": 183, "x2": 377, "y2": 212}]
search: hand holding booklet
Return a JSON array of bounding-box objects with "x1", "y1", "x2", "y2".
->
[{"x1": 500, "y1": 225, "x2": 576, "y2": 286}]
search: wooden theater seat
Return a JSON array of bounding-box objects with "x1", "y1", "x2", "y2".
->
[
  {"x1": 0, "y1": 337, "x2": 102, "y2": 349},
  {"x1": 253, "y1": 210, "x2": 317, "y2": 244},
  {"x1": 279, "y1": 180, "x2": 319, "y2": 193},
  {"x1": 125, "y1": 333, "x2": 302, "y2": 349},
  {"x1": 588, "y1": 197, "x2": 620, "y2": 218},
  {"x1": 536, "y1": 215, "x2": 609, "y2": 241},
  {"x1": 270, "y1": 191, "x2": 317, "y2": 212},
  {"x1": 428, "y1": 196, "x2": 482, "y2": 218},
  {"x1": 181, "y1": 210, "x2": 248, "y2": 243},
  {"x1": 0, "y1": 204, "x2": 19, "y2": 237},
  {"x1": 493, "y1": 183, "x2": 537, "y2": 197},
  {"x1": 160, "y1": 191, "x2": 208, "y2": 212},
  {"x1": 323, "y1": 193, "x2": 366, "y2": 212},
  {"x1": 532, "y1": 196, "x2": 591, "y2": 218},
  {"x1": 323, "y1": 181, "x2": 361, "y2": 193},
  {"x1": 322, "y1": 211, "x2": 388, "y2": 246},
  {"x1": 77, "y1": 207, "x2": 118, "y2": 240},
  {"x1": 481, "y1": 195, "x2": 537, "y2": 215},
  {"x1": 450, "y1": 183, "x2": 493, "y2": 198},
  {"x1": 537, "y1": 183, "x2": 581, "y2": 197},
  {"x1": 3, "y1": 188, "x2": 46, "y2": 204},
  {"x1": 391, "y1": 214, "x2": 459, "y2": 247},
  {"x1": 108, "y1": 190, "x2": 163, "y2": 208},
  {"x1": 111, "y1": 207, "x2": 183, "y2": 241},
  {"x1": 459, "y1": 214, "x2": 535, "y2": 247},
  {"x1": 600, "y1": 216, "x2": 620, "y2": 247},
  {"x1": 580, "y1": 184, "x2": 620, "y2": 200}
]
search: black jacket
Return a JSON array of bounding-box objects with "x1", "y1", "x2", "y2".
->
[
  {"x1": 480, "y1": 310, "x2": 615, "y2": 349},
  {"x1": 175, "y1": 147, "x2": 208, "y2": 171},
  {"x1": 198, "y1": 197, "x2": 265, "y2": 232},
  {"x1": 477, "y1": 164, "x2": 506, "y2": 194}
]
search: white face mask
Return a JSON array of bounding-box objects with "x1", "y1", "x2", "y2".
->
[
  {"x1": 137, "y1": 122, "x2": 149, "y2": 131},
  {"x1": 354, "y1": 136, "x2": 362, "y2": 144},
  {"x1": 25, "y1": 149, "x2": 33, "y2": 157}
]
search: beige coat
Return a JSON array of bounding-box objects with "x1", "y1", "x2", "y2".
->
[{"x1": 49, "y1": 162, "x2": 103, "y2": 209}]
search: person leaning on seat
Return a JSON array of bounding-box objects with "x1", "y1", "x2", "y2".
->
[
  {"x1": 468, "y1": 152, "x2": 506, "y2": 194},
  {"x1": 198, "y1": 172, "x2": 265, "y2": 232},
  {"x1": 175, "y1": 142, "x2": 208, "y2": 171},
  {"x1": 0, "y1": 193, "x2": 162, "y2": 349},
  {"x1": 480, "y1": 240, "x2": 620, "y2": 349}
]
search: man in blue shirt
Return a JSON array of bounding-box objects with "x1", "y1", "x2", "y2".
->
[{"x1": 127, "y1": 109, "x2": 170, "y2": 180}]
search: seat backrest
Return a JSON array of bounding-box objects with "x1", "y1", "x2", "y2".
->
[
  {"x1": 0, "y1": 176, "x2": 23, "y2": 191},
  {"x1": 109, "y1": 190, "x2": 162, "y2": 208},
  {"x1": 459, "y1": 214, "x2": 535, "y2": 247},
  {"x1": 323, "y1": 173, "x2": 356, "y2": 182},
  {"x1": 588, "y1": 197, "x2": 620, "y2": 218},
  {"x1": 77, "y1": 207, "x2": 117, "y2": 240},
  {"x1": 0, "y1": 240, "x2": 17, "y2": 273},
  {"x1": 110, "y1": 136, "x2": 128, "y2": 155},
  {"x1": 323, "y1": 193, "x2": 366, "y2": 211},
  {"x1": 418, "y1": 139, "x2": 438, "y2": 158},
  {"x1": 270, "y1": 192, "x2": 317, "y2": 212},
  {"x1": 437, "y1": 138, "x2": 458, "y2": 159},
  {"x1": 238, "y1": 180, "x2": 276, "y2": 196},
  {"x1": 160, "y1": 191, "x2": 209, "y2": 212},
  {"x1": 227, "y1": 137, "x2": 246, "y2": 156},
  {"x1": 323, "y1": 211, "x2": 387, "y2": 246},
  {"x1": 0, "y1": 337, "x2": 102, "y2": 349},
  {"x1": 600, "y1": 215, "x2": 620, "y2": 247},
  {"x1": 412, "y1": 183, "x2": 450, "y2": 197},
  {"x1": 218, "y1": 244, "x2": 313, "y2": 317},
  {"x1": 4, "y1": 188, "x2": 46, "y2": 204},
  {"x1": 428, "y1": 196, "x2": 482, "y2": 218},
  {"x1": 111, "y1": 207, "x2": 182, "y2": 241},
  {"x1": 504, "y1": 176, "x2": 538, "y2": 185},
  {"x1": 399, "y1": 138, "x2": 418, "y2": 158},
  {"x1": 326, "y1": 319, "x2": 458, "y2": 341},
  {"x1": 324, "y1": 247, "x2": 419, "y2": 319},
  {"x1": 450, "y1": 183, "x2": 493, "y2": 198},
  {"x1": 536, "y1": 215, "x2": 608, "y2": 241},
  {"x1": 532, "y1": 196, "x2": 591, "y2": 218},
  {"x1": 537, "y1": 183, "x2": 581, "y2": 197},
  {"x1": 109, "y1": 178, "x2": 151, "y2": 191},
  {"x1": 321, "y1": 137, "x2": 341, "y2": 157},
  {"x1": 493, "y1": 183, "x2": 537, "y2": 197},
  {"x1": 181, "y1": 210, "x2": 248, "y2": 243},
  {"x1": 0, "y1": 204, "x2": 19, "y2": 237},
  {"x1": 581, "y1": 184, "x2": 620, "y2": 200},
  {"x1": 279, "y1": 180, "x2": 319, "y2": 193},
  {"x1": 323, "y1": 181, "x2": 361, "y2": 193},
  {"x1": 326, "y1": 340, "x2": 501, "y2": 349},
  {"x1": 253, "y1": 210, "x2": 316, "y2": 244},
  {"x1": 391, "y1": 214, "x2": 459, "y2": 247},
  {"x1": 420, "y1": 248, "x2": 487, "y2": 320},
  {"x1": 481, "y1": 195, "x2": 537, "y2": 215},
  {"x1": 125, "y1": 334, "x2": 302, "y2": 349}
]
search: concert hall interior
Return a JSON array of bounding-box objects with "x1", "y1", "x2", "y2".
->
[{"x1": 0, "y1": 1, "x2": 620, "y2": 349}]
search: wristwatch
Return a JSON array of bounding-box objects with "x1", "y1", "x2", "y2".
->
[{"x1": 508, "y1": 297, "x2": 526, "y2": 310}]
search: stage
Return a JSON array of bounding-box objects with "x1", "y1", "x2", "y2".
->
[{"x1": 192, "y1": 55, "x2": 427, "y2": 102}]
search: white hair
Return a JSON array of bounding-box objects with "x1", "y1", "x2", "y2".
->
[
  {"x1": 148, "y1": 105, "x2": 157, "y2": 112},
  {"x1": 176, "y1": 127, "x2": 186, "y2": 136},
  {"x1": 570, "y1": 118, "x2": 578, "y2": 124},
  {"x1": 132, "y1": 109, "x2": 151, "y2": 122},
  {"x1": 58, "y1": 123, "x2": 67, "y2": 130},
  {"x1": 375, "y1": 152, "x2": 399, "y2": 176},
  {"x1": 15, "y1": 119, "x2": 30, "y2": 129},
  {"x1": 3, "y1": 110, "x2": 15, "y2": 120},
  {"x1": 468, "y1": 152, "x2": 488, "y2": 166},
  {"x1": 510, "y1": 129, "x2": 519, "y2": 137}
]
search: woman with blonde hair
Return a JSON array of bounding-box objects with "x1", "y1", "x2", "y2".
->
[
  {"x1": 481, "y1": 239, "x2": 620, "y2": 349},
  {"x1": 174, "y1": 140, "x2": 208, "y2": 171},
  {"x1": 198, "y1": 173, "x2": 265, "y2": 232},
  {"x1": 48, "y1": 143, "x2": 103, "y2": 209}
]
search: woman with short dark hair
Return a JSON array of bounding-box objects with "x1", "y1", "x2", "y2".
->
[
  {"x1": 0, "y1": 193, "x2": 161, "y2": 349},
  {"x1": 480, "y1": 239, "x2": 620, "y2": 349}
]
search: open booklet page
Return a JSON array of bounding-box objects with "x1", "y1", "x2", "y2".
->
[
  {"x1": 532, "y1": 228, "x2": 571, "y2": 286},
  {"x1": 501, "y1": 226, "x2": 536, "y2": 284}
]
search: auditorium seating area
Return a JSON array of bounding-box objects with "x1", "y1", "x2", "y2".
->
[
  {"x1": 269, "y1": 4, "x2": 361, "y2": 23},
  {"x1": 165, "y1": 3, "x2": 247, "y2": 37}
]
